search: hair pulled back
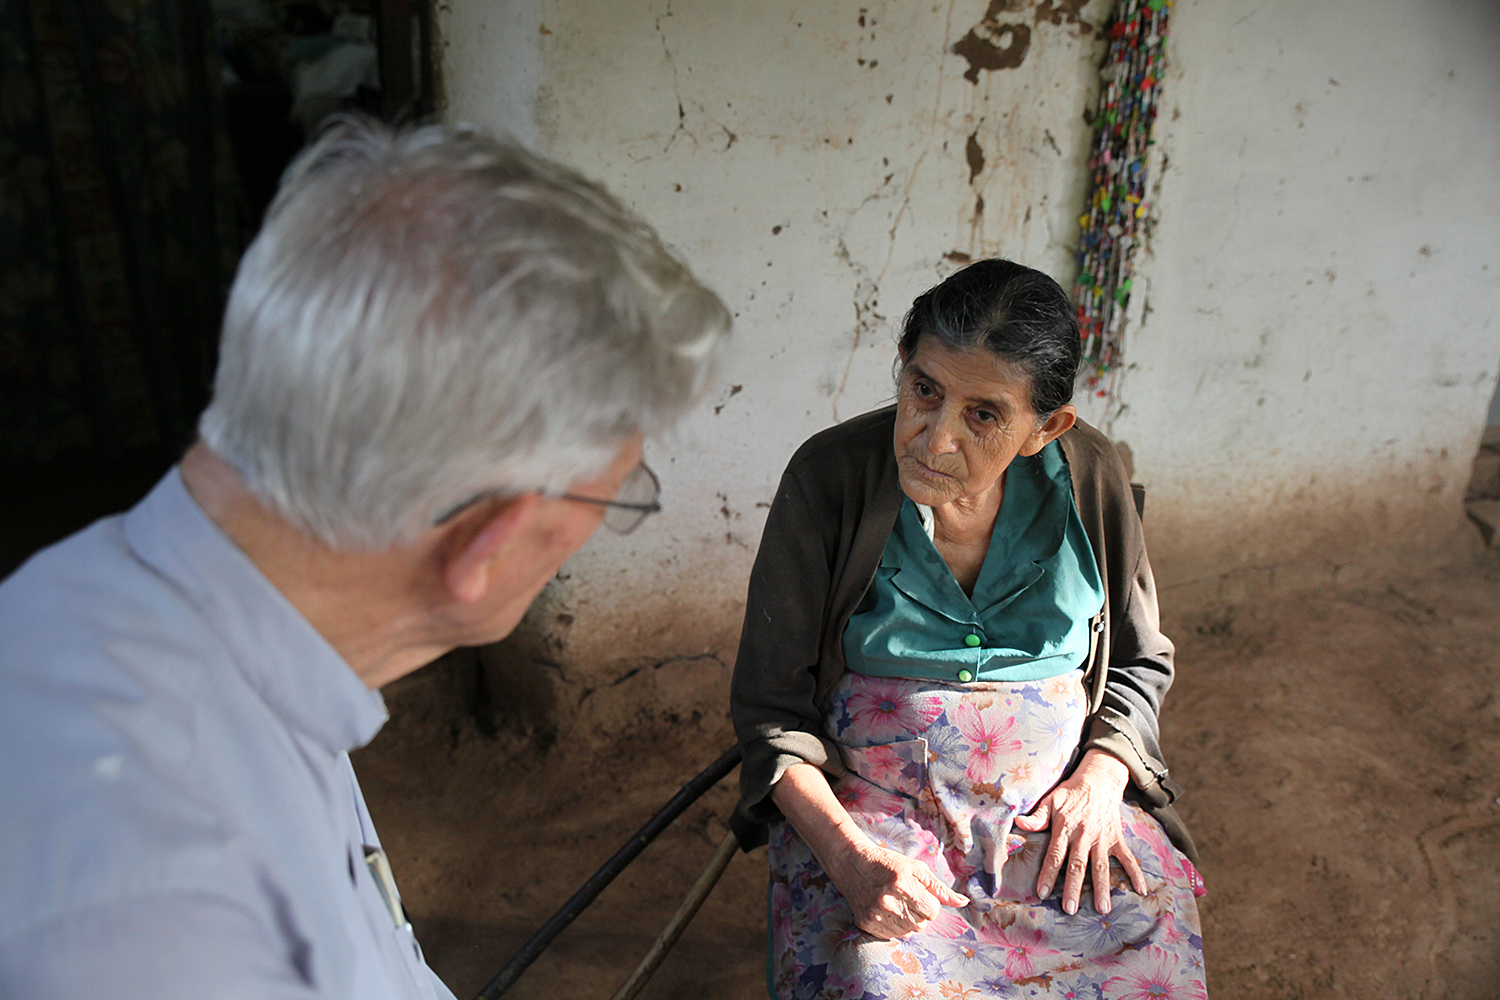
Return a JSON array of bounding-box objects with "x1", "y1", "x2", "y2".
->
[{"x1": 897, "y1": 258, "x2": 1080, "y2": 418}]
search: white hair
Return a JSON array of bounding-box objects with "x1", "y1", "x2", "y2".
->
[{"x1": 199, "y1": 118, "x2": 730, "y2": 549}]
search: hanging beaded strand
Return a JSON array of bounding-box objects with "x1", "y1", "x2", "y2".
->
[{"x1": 1072, "y1": 0, "x2": 1172, "y2": 401}]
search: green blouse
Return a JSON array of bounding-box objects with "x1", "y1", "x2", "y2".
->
[{"x1": 842, "y1": 440, "x2": 1105, "y2": 684}]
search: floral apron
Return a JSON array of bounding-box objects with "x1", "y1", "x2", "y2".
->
[{"x1": 767, "y1": 671, "x2": 1207, "y2": 1000}]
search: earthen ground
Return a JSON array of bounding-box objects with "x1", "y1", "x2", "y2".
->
[{"x1": 356, "y1": 546, "x2": 1500, "y2": 1000}]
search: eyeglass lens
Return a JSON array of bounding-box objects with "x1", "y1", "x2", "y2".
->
[{"x1": 601, "y1": 463, "x2": 661, "y2": 534}]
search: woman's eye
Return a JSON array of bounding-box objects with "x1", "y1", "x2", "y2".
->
[
  {"x1": 973, "y1": 409, "x2": 997, "y2": 424},
  {"x1": 913, "y1": 380, "x2": 935, "y2": 398}
]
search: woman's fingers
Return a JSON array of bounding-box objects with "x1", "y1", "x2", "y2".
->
[
  {"x1": 1012, "y1": 799, "x2": 1051, "y2": 832},
  {"x1": 1028, "y1": 751, "x2": 1144, "y2": 913},
  {"x1": 1049, "y1": 825, "x2": 1148, "y2": 915},
  {"x1": 1091, "y1": 839, "x2": 1114, "y2": 914},
  {"x1": 1090, "y1": 831, "x2": 1150, "y2": 914},
  {"x1": 844, "y1": 847, "x2": 966, "y2": 939},
  {"x1": 1033, "y1": 792, "x2": 1072, "y2": 900},
  {"x1": 1035, "y1": 818, "x2": 1069, "y2": 902},
  {"x1": 859, "y1": 885, "x2": 931, "y2": 938},
  {"x1": 1035, "y1": 810, "x2": 1143, "y2": 914},
  {"x1": 892, "y1": 871, "x2": 941, "y2": 924},
  {"x1": 911, "y1": 861, "x2": 971, "y2": 908},
  {"x1": 1113, "y1": 837, "x2": 1149, "y2": 897},
  {"x1": 1060, "y1": 832, "x2": 1091, "y2": 915}
]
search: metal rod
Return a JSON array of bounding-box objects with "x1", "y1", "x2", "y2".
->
[
  {"x1": 608, "y1": 830, "x2": 740, "y2": 1000},
  {"x1": 472, "y1": 744, "x2": 742, "y2": 1000}
]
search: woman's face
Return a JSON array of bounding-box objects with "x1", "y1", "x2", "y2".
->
[{"x1": 893, "y1": 337, "x2": 1073, "y2": 509}]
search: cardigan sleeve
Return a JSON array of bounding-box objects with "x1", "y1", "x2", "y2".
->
[
  {"x1": 730, "y1": 470, "x2": 848, "y2": 826},
  {"x1": 1080, "y1": 560, "x2": 1182, "y2": 811},
  {"x1": 1071, "y1": 429, "x2": 1182, "y2": 811}
]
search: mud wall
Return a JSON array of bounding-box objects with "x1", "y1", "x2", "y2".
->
[{"x1": 435, "y1": 0, "x2": 1500, "y2": 728}]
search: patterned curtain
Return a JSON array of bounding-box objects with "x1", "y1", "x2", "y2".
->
[{"x1": 0, "y1": 0, "x2": 240, "y2": 461}]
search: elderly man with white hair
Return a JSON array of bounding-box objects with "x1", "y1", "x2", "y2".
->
[{"x1": 0, "y1": 119, "x2": 730, "y2": 999}]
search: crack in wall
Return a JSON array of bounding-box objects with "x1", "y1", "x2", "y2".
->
[
  {"x1": 828, "y1": 0, "x2": 959, "y2": 422},
  {"x1": 654, "y1": 4, "x2": 689, "y2": 155}
]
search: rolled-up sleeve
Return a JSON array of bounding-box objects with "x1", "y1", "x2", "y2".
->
[
  {"x1": 1081, "y1": 544, "x2": 1182, "y2": 808},
  {"x1": 730, "y1": 475, "x2": 848, "y2": 825},
  {"x1": 1072, "y1": 431, "x2": 1185, "y2": 813}
]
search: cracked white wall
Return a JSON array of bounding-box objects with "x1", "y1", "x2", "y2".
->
[
  {"x1": 441, "y1": 0, "x2": 1113, "y2": 680},
  {"x1": 438, "y1": 0, "x2": 1500, "y2": 687}
]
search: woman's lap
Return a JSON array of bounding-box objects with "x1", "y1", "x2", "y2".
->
[
  {"x1": 768, "y1": 800, "x2": 1205, "y2": 1000},
  {"x1": 766, "y1": 673, "x2": 1206, "y2": 999}
]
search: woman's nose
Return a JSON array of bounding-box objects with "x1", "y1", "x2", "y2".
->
[{"x1": 926, "y1": 408, "x2": 961, "y2": 454}]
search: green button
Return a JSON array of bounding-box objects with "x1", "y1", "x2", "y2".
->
[
  {"x1": 957, "y1": 669, "x2": 974, "y2": 682},
  {"x1": 964, "y1": 634, "x2": 981, "y2": 647}
]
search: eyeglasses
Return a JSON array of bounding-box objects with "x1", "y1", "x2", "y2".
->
[
  {"x1": 543, "y1": 461, "x2": 661, "y2": 535},
  {"x1": 433, "y1": 461, "x2": 662, "y2": 535}
]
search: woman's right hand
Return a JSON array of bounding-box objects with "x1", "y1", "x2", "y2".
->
[
  {"x1": 771, "y1": 762, "x2": 969, "y2": 940},
  {"x1": 825, "y1": 838, "x2": 970, "y2": 939}
]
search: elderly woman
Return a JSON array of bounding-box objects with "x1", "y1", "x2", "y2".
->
[{"x1": 731, "y1": 260, "x2": 1206, "y2": 999}]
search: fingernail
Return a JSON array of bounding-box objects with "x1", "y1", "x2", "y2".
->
[
  {"x1": 1063, "y1": 898, "x2": 1076, "y2": 915},
  {"x1": 1038, "y1": 883, "x2": 1051, "y2": 898}
]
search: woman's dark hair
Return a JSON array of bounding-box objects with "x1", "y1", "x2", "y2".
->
[{"x1": 897, "y1": 258, "x2": 1081, "y2": 417}]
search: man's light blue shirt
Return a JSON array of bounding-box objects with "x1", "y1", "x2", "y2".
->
[{"x1": 0, "y1": 470, "x2": 456, "y2": 999}]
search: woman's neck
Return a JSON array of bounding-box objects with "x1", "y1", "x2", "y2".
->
[{"x1": 926, "y1": 472, "x2": 1005, "y2": 597}]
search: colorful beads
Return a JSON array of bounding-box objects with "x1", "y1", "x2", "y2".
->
[{"x1": 1071, "y1": 0, "x2": 1173, "y2": 400}]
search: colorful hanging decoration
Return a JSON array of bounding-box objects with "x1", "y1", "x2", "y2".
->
[{"x1": 1072, "y1": 0, "x2": 1173, "y2": 400}]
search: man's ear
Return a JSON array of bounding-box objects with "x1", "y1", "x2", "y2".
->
[
  {"x1": 440, "y1": 493, "x2": 541, "y2": 605},
  {"x1": 1020, "y1": 404, "x2": 1078, "y2": 456}
]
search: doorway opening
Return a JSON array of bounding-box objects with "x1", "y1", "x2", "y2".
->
[{"x1": 214, "y1": 0, "x2": 437, "y2": 230}]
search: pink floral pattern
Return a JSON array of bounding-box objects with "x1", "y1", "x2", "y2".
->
[
  {"x1": 767, "y1": 672, "x2": 1206, "y2": 999},
  {"x1": 845, "y1": 679, "x2": 945, "y2": 742},
  {"x1": 1102, "y1": 947, "x2": 1209, "y2": 1000},
  {"x1": 951, "y1": 702, "x2": 1023, "y2": 785}
]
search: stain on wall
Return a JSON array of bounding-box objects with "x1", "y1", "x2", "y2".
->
[
  {"x1": 952, "y1": 1, "x2": 1033, "y2": 82},
  {"x1": 965, "y1": 131, "x2": 986, "y2": 183}
]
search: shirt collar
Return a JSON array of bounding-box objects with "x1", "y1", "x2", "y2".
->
[
  {"x1": 912, "y1": 502, "x2": 936, "y2": 540},
  {"x1": 123, "y1": 469, "x2": 388, "y2": 754}
]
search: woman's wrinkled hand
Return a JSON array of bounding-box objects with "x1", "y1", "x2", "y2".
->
[
  {"x1": 1012, "y1": 749, "x2": 1147, "y2": 916},
  {"x1": 827, "y1": 839, "x2": 970, "y2": 940},
  {"x1": 771, "y1": 762, "x2": 967, "y2": 939}
]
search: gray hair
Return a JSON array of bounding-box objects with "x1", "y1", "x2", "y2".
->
[{"x1": 199, "y1": 118, "x2": 730, "y2": 550}]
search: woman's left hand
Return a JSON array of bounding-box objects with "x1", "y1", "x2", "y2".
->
[{"x1": 1012, "y1": 749, "x2": 1148, "y2": 916}]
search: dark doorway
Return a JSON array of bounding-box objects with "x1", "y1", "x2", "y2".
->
[{"x1": 0, "y1": 0, "x2": 434, "y2": 572}]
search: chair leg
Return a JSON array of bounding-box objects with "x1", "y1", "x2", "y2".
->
[{"x1": 608, "y1": 830, "x2": 742, "y2": 1000}]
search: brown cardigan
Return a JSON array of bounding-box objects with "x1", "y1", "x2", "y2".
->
[{"x1": 729, "y1": 406, "x2": 1196, "y2": 862}]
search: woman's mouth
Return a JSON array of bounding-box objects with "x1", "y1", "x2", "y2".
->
[{"x1": 905, "y1": 454, "x2": 953, "y2": 479}]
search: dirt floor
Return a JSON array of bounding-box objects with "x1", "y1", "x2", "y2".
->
[{"x1": 355, "y1": 545, "x2": 1500, "y2": 1000}]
